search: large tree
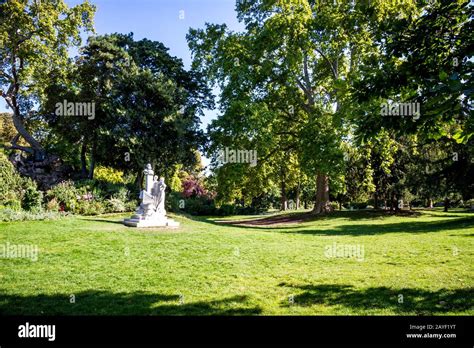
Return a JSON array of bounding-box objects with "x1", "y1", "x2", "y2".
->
[
  {"x1": 0, "y1": 0, "x2": 95, "y2": 156},
  {"x1": 188, "y1": 0, "x2": 419, "y2": 213},
  {"x1": 353, "y1": 0, "x2": 473, "y2": 206},
  {"x1": 42, "y1": 33, "x2": 212, "y2": 179}
]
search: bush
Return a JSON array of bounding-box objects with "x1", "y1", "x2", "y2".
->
[
  {"x1": 74, "y1": 200, "x2": 106, "y2": 215},
  {"x1": 410, "y1": 199, "x2": 424, "y2": 208},
  {"x1": 249, "y1": 194, "x2": 274, "y2": 213},
  {"x1": 46, "y1": 178, "x2": 137, "y2": 215},
  {"x1": 21, "y1": 178, "x2": 43, "y2": 213},
  {"x1": 1, "y1": 154, "x2": 137, "y2": 216},
  {"x1": 46, "y1": 181, "x2": 79, "y2": 210},
  {"x1": 0, "y1": 152, "x2": 23, "y2": 209},
  {"x1": 166, "y1": 191, "x2": 183, "y2": 212},
  {"x1": 0, "y1": 153, "x2": 45, "y2": 212},
  {"x1": 105, "y1": 198, "x2": 126, "y2": 213},
  {"x1": 351, "y1": 202, "x2": 368, "y2": 210},
  {"x1": 1, "y1": 191, "x2": 22, "y2": 210},
  {"x1": 463, "y1": 199, "x2": 474, "y2": 209},
  {"x1": 94, "y1": 166, "x2": 125, "y2": 184},
  {"x1": 167, "y1": 192, "x2": 273, "y2": 216},
  {"x1": 183, "y1": 196, "x2": 217, "y2": 215},
  {"x1": 125, "y1": 200, "x2": 138, "y2": 212},
  {"x1": 90, "y1": 201, "x2": 106, "y2": 215},
  {"x1": 218, "y1": 204, "x2": 237, "y2": 216},
  {"x1": 111, "y1": 186, "x2": 129, "y2": 201},
  {"x1": 181, "y1": 175, "x2": 207, "y2": 198},
  {"x1": 167, "y1": 194, "x2": 218, "y2": 216},
  {"x1": 46, "y1": 198, "x2": 60, "y2": 212},
  {"x1": 0, "y1": 209, "x2": 63, "y2": 222}
]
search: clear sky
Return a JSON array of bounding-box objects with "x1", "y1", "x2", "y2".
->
[{"x1": 1, "y1": 0, "x2": 245, "y2": 130}]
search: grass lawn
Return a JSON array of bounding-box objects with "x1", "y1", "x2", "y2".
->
[{"x1": 0, "y1": 209, "x2": 473, "y2": 315}]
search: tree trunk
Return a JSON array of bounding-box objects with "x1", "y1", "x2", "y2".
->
[
  {"x1": 444, "y1": 197, "x2": 449, "y2": 212},
  {"x1": 88, "y1": 155, "x2": 96, "y2": 179},
  {"x1": 88, "y1": 136, "x2": 97, "y2": 179},
  {"x1": 295, "y1": 181, "x2": 300, "y2": 210},
  {"x1": 135, "y1": 170, "x2": 143, "y2": 192},
  {"x1": 312, "y1": 172, "x2": 331, "y2": 214},
  {"x1": 10, "y1": 110, "x2": 43, "y2": 153},
  {"x1": 280, "y1": 177, "x2": 287, "y2": 211},
  {"x1": 80, "y1": 141, "x2": 88, "y2": 178},
  {"x1": 428, "y1": 198, "x2": 433, "y2": 208}
]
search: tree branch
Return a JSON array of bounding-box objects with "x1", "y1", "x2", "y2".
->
[
  {"x1": 9, "y1": 133, "x2": 34, "y2": 154},
  {"x1": 303, "y1": 53, "x2": 315, "y2": 105},
  {"x1": 314, "y1": 47, "x2": 338, "y2": 79},
  {"x1": 16, "y1": 30, "x2": 41, "y2": 47}
]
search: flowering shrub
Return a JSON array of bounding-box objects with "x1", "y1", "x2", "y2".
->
[
  {"x1": 182, "y1": 176, "x2": 207, "y2": 198},
  {"x1": 94, "y1": 166, "x2": 125, "y2": 184}
]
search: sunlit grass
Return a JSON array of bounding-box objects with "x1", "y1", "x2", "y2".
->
[{"x1": 0, "y1": 209, "x2": 472, "y2": 315}]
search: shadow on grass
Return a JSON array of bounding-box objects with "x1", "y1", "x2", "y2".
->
[
  {"x1": 0, "y1": 291, "x2": 261, "y2": 315},
  {"x1": 195, "y1": 210, "x2": 397, "y2": 231},
  {"x1": 290, "y1": 216, "x2": 474, "y2": 236},
  {"x1": 80, "y1": 211, "x2": 474, "y2": 236},
  {"x1": 417, "y1": 210, "x2": 474, "y2": 218},
  {"x1": 198, "y1": 210, "x2": 474, "y2": 236},
  {"x1": 80, "y1": 218, "x2": 125, "y2": 225},
  {"x1": 279, "y1": 283, "x2": 473, "y2": 314}
]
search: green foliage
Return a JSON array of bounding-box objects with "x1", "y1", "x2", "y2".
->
[
  {"x1": 42, "y1": 33, "x2": 211, "y2": 180},
  {"x1": 46, "y1": 198, "x2": 60, "y2": 212},
  {"x1": 46, "y1": 181, "x2": 78, "y2": 211},
  {"x1": 105, "y1": 198, "x2": 127, "y2": 213},
  {"x1": 0, "y1": 153, "x2": 43, "y2": 212},
  {"x1": 0, "y1": 153, "x2": 23, "y2": 209},
  {"x1": 463, "y1": 199, "x2": 474, "y2": 209},
  {"x1": 74, "y1": 200, "x2": 106, "y2": 216},
  {"x1": 44, "y1": 178, "x2": 137, "y2": 215},
  {"x1": 0, "y1": 0, "x2": 96, "y2": 151},
  {"x1": 167, "y1": 191, "x2": 268, "y2": 216},
  {"x1": 0, "y1": 113, "x2": 16, "y2": 146},
  {"x1": 185, "y1": 0, "x2": 472, "y2": 214},
  {"x1": 188, "y1": 0, "x2": 422, "y2": 211},
  {"x1": 94, "y1": 166, "x2": 125, "y2": 184},
  {"x1": 0, "y1": 0, "x2": 470, "y2": 216},
  {"x1": 0, "y1": 209, "x2": 63, "y2": 222},
  {"x1": 168, "y1": 165, "x2": 185, "y2": 192},
  {"x1": 21, "y1": 178, "x2": 43, "y2": 213},
  {"x1": 181, "y1": 196, "x2": 217, "y2": 216}
]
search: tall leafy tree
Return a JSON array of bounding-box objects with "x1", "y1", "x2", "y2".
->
[
  {"x1": 353, "y1": 0, "x2": 473, "y2": 205},
  {"x1": 0, "y1": 0, "x2": 95, "y2": 155},
  {"x1": 42, "y1": 33, "x2": 212, "y2": 179},
  {"x1": 189, "y1": 0, "x2": 418, "y2": 213}
]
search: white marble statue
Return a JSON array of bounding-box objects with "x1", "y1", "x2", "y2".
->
[
  {"x1": 152, "y1": 177, "x2": 166, "y2": 215},
  {"x1": 124, "y1": 164, "x2": 179, "y2": 228}
]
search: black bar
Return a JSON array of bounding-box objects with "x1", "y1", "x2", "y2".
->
[{"x1": 0, "y1": 316, "x2": 472, "y2": 346}]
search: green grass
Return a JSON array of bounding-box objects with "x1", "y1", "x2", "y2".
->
[{"x1": 0, "y1": 209, "x2": 473, "y2": 315}]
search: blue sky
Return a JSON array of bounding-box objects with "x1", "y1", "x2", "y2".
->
[{"x1": 1, "y1": 0, "x2": 244, "y2": 129}]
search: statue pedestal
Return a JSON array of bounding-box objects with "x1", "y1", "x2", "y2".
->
[{"x1": 124, "y1": 213, "x2": 180, "y2": 228}]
